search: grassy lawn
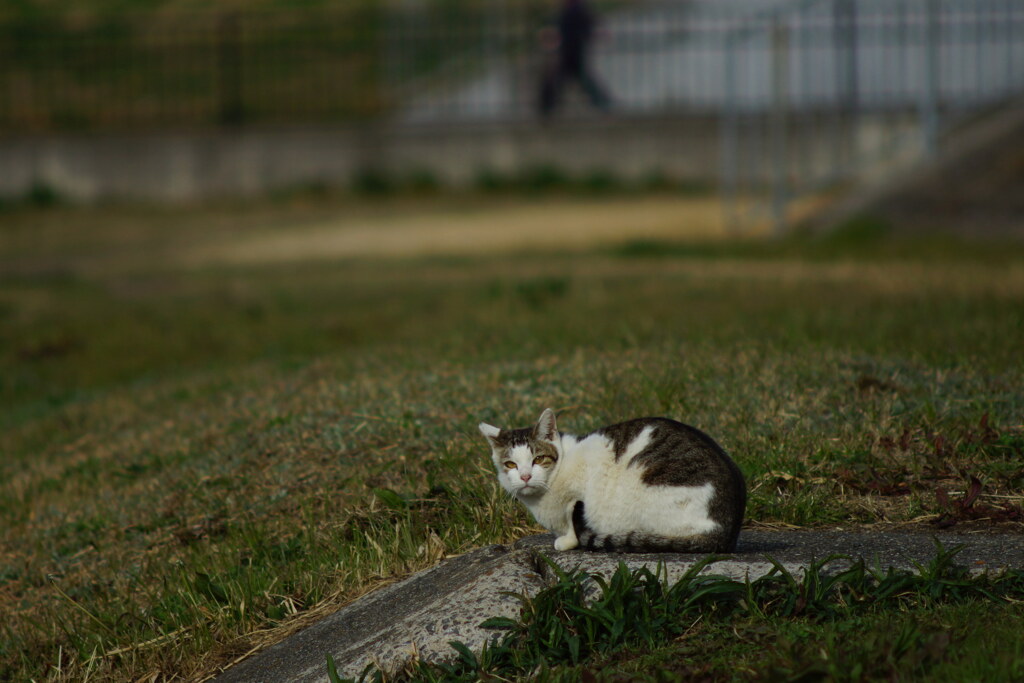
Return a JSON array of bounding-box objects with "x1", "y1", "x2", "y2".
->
[{"x1": 1, "y1": 197, "x2": 1023, "y2": 681}]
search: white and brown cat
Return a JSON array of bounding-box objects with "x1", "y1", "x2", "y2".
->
[{"x1": 480, "y1": 409, "x2": 745, "y2": 553}]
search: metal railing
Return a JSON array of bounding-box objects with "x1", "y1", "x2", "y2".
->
[
  {"x1": 0, "y1": 2, "x2": 814, "y2": 132},
  {"x1": 0, "y1": 7, "x2": 387, "y2": 131},
  {"x1": 719, "y1": 0, "x2": 1024, "y2": 232},
  {"x1": 2, "y1": 1, "x2": 1022, "y2": 230}
]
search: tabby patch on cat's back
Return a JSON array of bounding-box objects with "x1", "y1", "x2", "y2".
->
[{"x1": 479, "y1": 409, "x2": 745, "y2": 553}]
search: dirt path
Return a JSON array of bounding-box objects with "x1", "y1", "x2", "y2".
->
[
  {"x1": 2, "y1": 195, "x2": 762, "y2": 277},
  {"x1": 185, "y1": 196, "x2": 744, "y2": 266}
]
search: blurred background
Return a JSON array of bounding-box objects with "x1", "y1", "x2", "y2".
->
[
  {"x1": 2, "y1": 0, "x2": 1023, "y2": 233},
  {"x1": 4, "y1": 4, "x2": 1024, "y2": 682}
]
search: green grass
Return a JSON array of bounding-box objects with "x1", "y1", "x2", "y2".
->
[{"x1": 1, "y1": 198, "x2": 1022, "y2": 681}]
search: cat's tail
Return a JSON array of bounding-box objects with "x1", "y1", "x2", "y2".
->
[
  {"x1": 572, "y1": 502, "x2": 737, "y2": 554},
  {"x1": 574, "y1": 528, "x2": 735, "y2": 553}
]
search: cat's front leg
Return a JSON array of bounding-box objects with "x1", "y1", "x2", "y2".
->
[
  {"x1": 553, "y1": 532, "x2": 578, "y2": 551},
  {"x1": 552, "y1": 500, "x2": 580, "y2": 551}
]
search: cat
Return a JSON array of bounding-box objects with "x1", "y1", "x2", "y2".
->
[{"x1": 479, "y1": 408, "x2": 745, "y2": 553}]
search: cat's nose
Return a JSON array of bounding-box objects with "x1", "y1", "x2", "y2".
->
[{"x1": 520, "y1": 473, "x2": 532, "y2": 483}]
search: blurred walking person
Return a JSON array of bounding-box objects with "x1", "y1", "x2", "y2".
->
[{"x1": 539, "y1": 0, "x2": 611, "y2": 117}]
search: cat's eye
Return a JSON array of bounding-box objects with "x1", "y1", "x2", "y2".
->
[
  {"x1": 533, "y1": 455, "x2": 553, "y2": 466},
  {"x1": 503, "y1": 461, "x2": 516, "y2": 470}
]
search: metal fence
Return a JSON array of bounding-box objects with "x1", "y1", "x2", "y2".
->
[
  {"x1": 391, "y1": 1, "x2": 779, "y2": 123},
  {"x1": 0, "y1": 1, "x2": 841, "y2": 131},
  {"x1": 2, "y1": 1, "x2": 1023, "y2": 229},
  {"x1": 0, "y1": 7, "x2": 389, "y2": 131},
  {"x1": 719, "y1": 0, "x2": 1024, "y2": 231}
]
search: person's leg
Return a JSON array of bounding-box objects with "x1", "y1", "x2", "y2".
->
[
  {"x1": 577, "y1": 62, "x2": 611, "y2": 110},
  {"x1": 539, "y1": 63, "x2": 564, "y2": 117}
]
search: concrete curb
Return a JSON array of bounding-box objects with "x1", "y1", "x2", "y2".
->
[{"x1": 212, "y1": 529, "x2": 1024, "y2": 683}]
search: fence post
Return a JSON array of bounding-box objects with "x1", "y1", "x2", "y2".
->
[
  {"x1": 770, "y1": 17, "x2": 790, "y2": 233},
  {"x1": 839, "y1": 0, "x2": 859, "y2": 118},
  {"x1": 831, "y1": 0, "x2": 857, "y2": 180},
  {"x1": 921, "y1": 0, "x2": 940, "y2": 157},
  {"x1": 720, "y1": 31, "x2": 740, "y2": 234},
  {"x1": 217, "y1": 12, "x2": 243, "y2": 125}
]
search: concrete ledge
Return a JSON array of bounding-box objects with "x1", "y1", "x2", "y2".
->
[
  {"x1": 212, "y1": 543, "x2": 545, "y2": 683},
  {"x1": 0, "y1": 117, "x2": 721, "y2": 202},
  {"x1": 212, "y1": 529, "x2": 1024, "y2": 683}
]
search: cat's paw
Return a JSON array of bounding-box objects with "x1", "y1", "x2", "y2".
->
[{"x1": 553, "y1": 535, "x2": 578, "y2": 551}]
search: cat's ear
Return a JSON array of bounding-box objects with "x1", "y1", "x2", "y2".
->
[
  {"x1": 478, "y1": 422, "x2": 501, "y2": 446},
  {"x1": 534, "y1": 408, "x2": 558, "y2": 442}
]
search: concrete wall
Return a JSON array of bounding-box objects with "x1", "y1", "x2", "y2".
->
[
  {"x1": 0, "y1": 113, "x2": 925, "y2": 204},
  {"x1": 2, "y1": 127, "x2": 368, "y2": 202},
  {"x1": 0, "y1": 116, "x2": 722, "y2": 203}
]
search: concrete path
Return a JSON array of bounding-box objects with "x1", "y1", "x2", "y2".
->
[{"x1": 212, "y1": 529, "x2": 1024, "y2": 683}]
